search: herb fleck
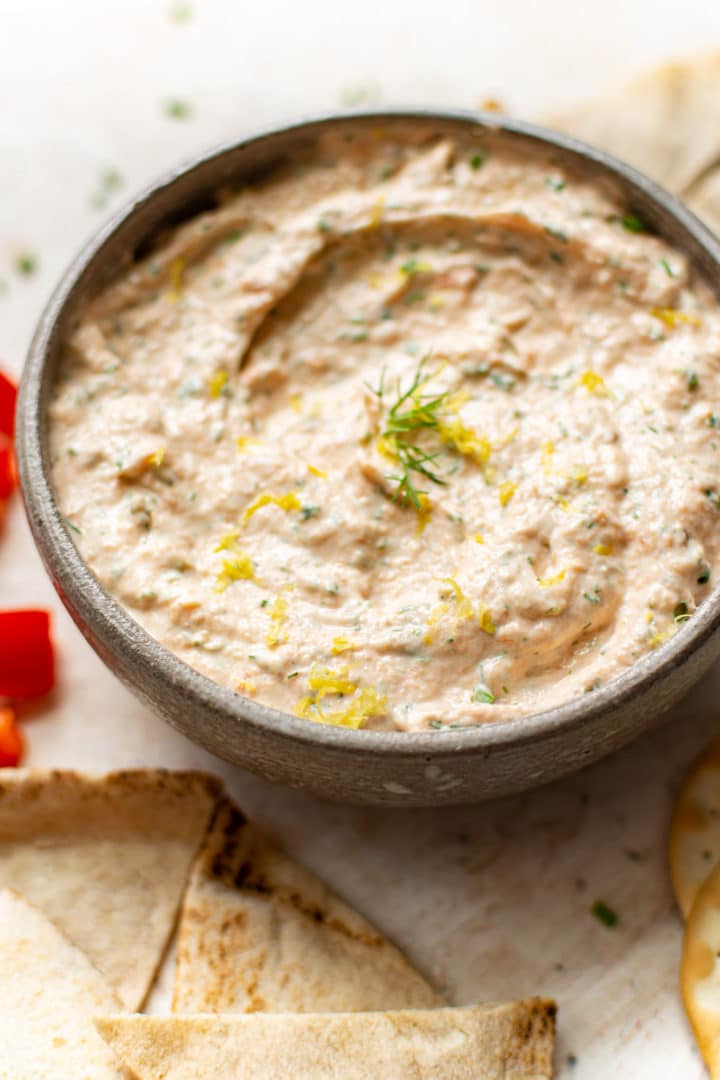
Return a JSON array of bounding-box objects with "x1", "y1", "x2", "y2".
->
[
  {"x1": 591, "y1": 900, "x2": 618, "y2": 928},
  {"x1": 15, "y1": 252, "x2": 37, "y2": 276},
  {"x1": 164, "y1": 98, "x2": 192, "y2": 120},
  {"x1": 622, "y1": 214, "x2": 646, "y2": 234}
]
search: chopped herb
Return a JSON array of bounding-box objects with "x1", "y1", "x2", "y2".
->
[
  {"x1": 471, "y1": 685, "x2": 495, "y2": 704},
  {"x1": 709, "y1": 415, "x2": 719, "y2": 428},
  {"x1": 164, "y1": 98, "x2": 192, "y2": 120},
  {"x1": 259, "y1": 599, "x2": 269, "y2": 608},
  {"x1": 591, "y1": 900, "x2": 618, "y2": 928},
  {"x1": 490, "y1": 371, "x2": 515, "y2": 391},
  {"x1": 660, "y1": 258, "x2": 674, "y2": 277},
  {"x1": 544, "y1": 225, "x2": 568, "y2": 243},
  {"x1": 549, "y1": 251, "x2": 564, "y2": 264},
  {"x1": 622, "y1": 214, "x2": 646, "y2": 233},
  {"x1": 474, "y1": 263, "x2": 491, "y2": 275},
  {"x1": 674, "y1": 602, "x2": 691, "y2": 624},
  {"x1": 15, "y1": 252, "x2": 37, "y2": 276},
  {"x1": 583, "y1": 589, "x2": 601, "y2": 605},
  {"x1": 168, "y1": 1, "x2": 192, "y2": 21},
  {"x1": 686, "y1": 371, "x2": 700, "y2": 391},
  {"x1": 469, "y1": 153, "x2": 486, "y2": 170},
  {"x1": 286, "y1": 671, "x2": 299, "y2": 679},
  {"x1": 430, "y1": 719, "x2": 445, "y2": 729},
  {"x1": 371, "y1": 359, "x2": 448, "y2": 510},
  {"x1": 301, "y1": 505, "x2": 321, "y2": 521},
  {"x1": 698, "y1": 567, "x2": 711, "y2": 585},
  {"x1": 64, "y1": 518, "x2": 82, "y2": 535},
  {"x1": 545, "y1": 176, "x2": 566, "y2": 191},
  {"x1": 316, "y1": 216, "x2": 331, "y2": 233}
]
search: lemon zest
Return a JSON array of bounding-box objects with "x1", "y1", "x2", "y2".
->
[
  {"x1": 167, "y1": 257, "x2": 185, "y2": 301},
  {"x1": 243, "y1": 490, "x2": 302, "y2": 524},
  {"x1": 294, "y1": 665, "x2": 387, "y2": 729},
  {"x1": 236, "y1": 679, "x2": 257, "y2": 696},
  {"x1": 478, "y1": 606, "x2": 497, "y2": 635},
  {"x1": 331, "y1": 637, "x2": 355, "y2": 655},
  {"x1": 579, "y1": 370, "x2": 611, "y2": 397},
  {"x1": 593, "y1": 543, "x2": 613, "y2": 556},
  {"x1": 472, "y1": 533, "x2": 484, "y2": 544},
  {"x1": 266, "y1": 591, "x2": 292, "y2": 648},
  {"x1": 214, "y1": 554, "x2": 255, "y2": 593},
  {"x1": 499, "y1": 481, "x2": 517, "y2": 507},
  {"x1": 651, "y1": 307, "x2": 702, "y2": 329},
  {"x1": 541, "y1": 440, "x2": 554, "y2": 474},
  {"x1": 236, "y1": 436, "x2": 259, "y2": 452},
  {"x1": 147, "y1": 447, "x2": 166, "y2": 468},
  {"x1": 208, "y1": 368, "x2": 229, "y2": 398},
  {"x1": 422, "y1": 602, "x2": 449, "y2": 644},
  {"x1": 369, "y1": 196, "x2": 385, "y2": 228},
  {"x1": 537, "y1": 569, "x2": 566, "y2": 588},
  {"x1": 307, "y1": 464, "x2": 328, "y2": 479},
  {"x1": 649, "y1": 625, "x2": 676, "y2": 649},
  {"x1": 438, "y1": 418, "x2": 492, "y2": 469},
  {"x1": 214, "y1": 531, "x2": 240, "y2": 552},
  {"x1": 574, "y1": 467, "x2": 588, "y2": 486},
  {"x1": 290, "y1": 394, "x2": 303, "y2": 413}
]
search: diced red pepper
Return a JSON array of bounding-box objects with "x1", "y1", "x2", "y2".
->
[
  {"x1": 0, "y1": 438, "x2": 16, "y2": 500},
  {"x1": 0, "y1": 370, "x2": 17, "y2": 440},
  {"x1": 0, "y1": 707, "x2": 23, "y2": 767},
  {"x1": 0, "y1": 610, "x2": 55, "y2": 700}
]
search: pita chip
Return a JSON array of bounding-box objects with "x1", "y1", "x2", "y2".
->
[
  {"x1": 172, "y1": 798, "x2": 443, "y2": 1013},
  {"x1": 0, "y1": 888, "x2": 129, "y2": 1079},
  {"x1": 98, "y1": 999, "x2": 557, "y2": 1080},
  {"x1": 545, "y1": 51, "x2": 720, "y2": 199},
  {"x1": 0, "y1": 768, "x2": 221, "y2": 1010}
]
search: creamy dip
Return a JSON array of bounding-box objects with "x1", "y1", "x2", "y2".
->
[{"x1": 50, "y1": 123, "x2": 720, "y2": 732}]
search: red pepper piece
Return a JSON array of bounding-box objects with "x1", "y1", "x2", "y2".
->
[
  {"x1": 0, "y1": 707, "x2": 23, "y2": 767},
  {"x1": 0, "y1": 370, "x2": 17, "y2": 440},
  {"x1": 0, "y1": 610, "x2": 55, "y2": 699},
  {"x1": 0, "y1": 439, "x2": 16, "y2": 500}
]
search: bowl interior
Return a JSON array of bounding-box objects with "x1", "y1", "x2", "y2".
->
[{"x1": 16, "y1": 108, "x2": 720, "y2": 792}]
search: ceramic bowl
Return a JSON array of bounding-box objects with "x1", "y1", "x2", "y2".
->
[{"x1": 16, "y1": 109, "x2": 720, "y2": 805}]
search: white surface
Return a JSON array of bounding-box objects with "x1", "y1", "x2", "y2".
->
[{"x1": 3, "y1": 2, "x2": 720, "y2": 1075}]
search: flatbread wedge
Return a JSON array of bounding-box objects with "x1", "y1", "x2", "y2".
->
[
  {"x1": 0, "y1": 768, "x2": 221, "y2": 1010},
  {"x1": 98, "y1": 999, "x2": 557, "y2": 1080},
  {"x1": 172, "y1": 797, "x2": 443, "y2": 1013},
  {"x1": 681, "y1": 860, "x2": 720, "y2": 1075},
  {"x1": 669, "y1": 738, "x2": 720, "y2": 917},
  {"x1": 0, "y1": 888, "x2": 129, "y2": 1079},
  {"x1": 544, "y1": 51, "x2": 720, "y2": 234}
]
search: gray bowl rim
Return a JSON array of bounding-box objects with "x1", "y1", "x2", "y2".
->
[{"x1": 17, "y1": 104, "x2": 720, "y2": 762}]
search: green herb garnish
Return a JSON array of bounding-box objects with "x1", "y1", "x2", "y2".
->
[
  {"x1": 371, "y1": 359, "x2": 448, "y2": 510},
  {"x1": 687, "y1": 371, "x2": 699, "y2": 391},
  {"x1": 164, "y1": 98, "x2": 192, "y2": 120},
  {"x1": 622, "y1": 214, "x2": 646, "y2": 233},
  {"x1": 15, "y1": 253, "x2": 37, "y2": 276},
  {"x1": 469, "y1": 153, "x2": 486, "y2": 170},
  {"x1": 674, "y1": 601, "x2": 691, "y2": 624},
  {"x1": 660, "y1": 258, "x2": 674, "y2": 277},
  {"x1": 471, "y1": 685, "x2": 495, "y2": 704},
  {"x1": 591, "y1": 900, "x2": 618, "y2": 928}
]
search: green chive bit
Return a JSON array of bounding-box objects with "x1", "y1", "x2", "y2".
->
[
  {"x1": 15, "y1": 253, "x2": 37, "y2": 276},
  {"x1": 622, "y1": 214, "x2": 646, "y2": 234},
  {"x1": 169, "y1": 1, "x2": 192, "y2": 22},
  {"x1": 469, "y1": 153, "x2": 486, "y2": 170},
  {"x1": 591, "y1": 900, "x2": 618, "y2": 928},
  {"x1": 165, "y1": 99, "x2": 192, "y2": 120}
]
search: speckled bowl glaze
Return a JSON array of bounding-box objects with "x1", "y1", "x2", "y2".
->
[{"x1": 16, "y1": 108, "x2": 720, "y2": 805}]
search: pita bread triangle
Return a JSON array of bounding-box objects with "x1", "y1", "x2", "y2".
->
[
  {"x1": 0, "y1": 888, "x2": 129, "y2": 1079},
  {"x1": 172, "y1": 797, "x2": 444, "y2": 1013},
  {"x1": 0, "y1": 767, "x2": 221, "y2": 1010},
  {"x1": 97, "y1": 1000, "x2": 557, "y2": 1080},
  {"x1": 543, "y1": 50, "x2": 720, "y2": 234}
]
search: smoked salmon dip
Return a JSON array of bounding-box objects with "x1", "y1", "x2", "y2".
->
[{"x1": 49, "y1": 122, "x2": 720, "y2": 732}]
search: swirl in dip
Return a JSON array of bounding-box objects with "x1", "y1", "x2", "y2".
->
[{"x1": 50, "y1": 122, "x2": 720, "y2": 732}]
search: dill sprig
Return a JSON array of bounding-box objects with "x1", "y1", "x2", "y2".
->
[{"x1": 372, "y1": 359, "x2": 448, "y2": 509}]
